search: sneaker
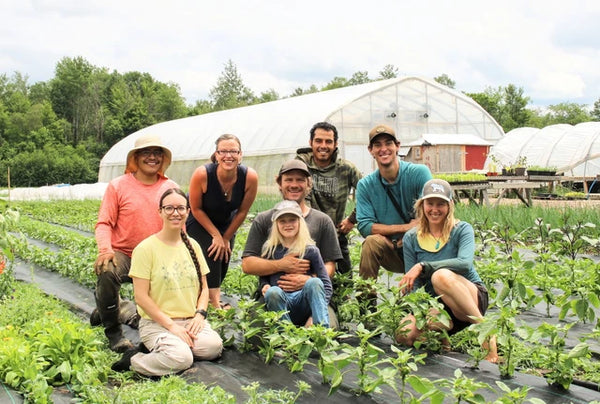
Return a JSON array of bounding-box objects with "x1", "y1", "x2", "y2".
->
[{"x1": 111, "y1": 347, "x2": 140, "y2": 372}]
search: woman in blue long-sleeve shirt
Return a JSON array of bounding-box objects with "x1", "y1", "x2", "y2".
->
[{"x1": 397, "y1": 179, "x2": 498, "y2": 363}]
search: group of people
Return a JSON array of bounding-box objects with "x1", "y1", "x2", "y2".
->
[{"x1": 95, "y1": 122, "x2": 497, "y2": 377}]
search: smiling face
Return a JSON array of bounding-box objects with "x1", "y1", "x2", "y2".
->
[
  {"x1": 310, "y1": 128, "x2": 337, "y2": 167},
  {"x1": 135, "y1": 147, "x2": 164, "y2": 179},
  {"x1": 277, "y1": 170, "x2": 311, "y2": 204},
  {"x1": 159, "y1": 191, "x2": 189, "y2": 231},
  {"x1": 276, "y1": 214, "x2": 300, "y2": 242},
  {"x1": 368, "y1": 134, "x2": 399, "y2": 168},
  {"x1": 215, "y1": 138, "x2": 242, "y2": 170},
  {"x1": 423, "y1": 197, "x2": 449, "y2": 227}
]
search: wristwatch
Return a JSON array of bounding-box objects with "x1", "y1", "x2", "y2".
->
[{"x1": 195, "y1": 309, "x2": 207, "y2": 319}]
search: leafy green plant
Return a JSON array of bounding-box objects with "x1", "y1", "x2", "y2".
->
[
  {"x1": 522, "y1": 322, "x2": 590, "y2": 389},
  {"x1": 382, "y1": 345, "x2": 444, "y2": 403},
  {"x1": 243, "y1": 380, "x2": 311, "y2": 404},
  {"x1": 352, "y1": 323, "x2": 388, "y2": 394},
  {"x1": 434, "y1": 173, "x2": 487, "y2": 183},
  {"x1": 437, "y1": 368, "x2": 491, "y2": 403}
]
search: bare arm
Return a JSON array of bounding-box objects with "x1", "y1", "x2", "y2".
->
[
  {"x1": 242, "y1": 254, "x2": 310, "y2": 276},
  {"x1": 188, "y1": 166, "x2": 228, "y2": 261},
  {"x1": 370, "y1": 219, "x2": 418, "y2": 238}
]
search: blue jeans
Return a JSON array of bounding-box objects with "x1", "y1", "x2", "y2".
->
[{"x1": 264, "y1": 277, "x2": 329, "y2": 327}]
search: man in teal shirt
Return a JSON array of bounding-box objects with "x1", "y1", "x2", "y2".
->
[{"x1": 356, "y1": 124, "x2": 432, "y2": 281}]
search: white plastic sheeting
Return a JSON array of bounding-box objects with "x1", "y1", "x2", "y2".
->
[
  {"x1": 98, "y1": 76, "x2": 504, "y2": 192},
  {"x1": 485, "y1": 122, "x2": 600, "y2": 177},
  {"x1": 2, "y1": 183, "x2": 107, "y2": 201}
]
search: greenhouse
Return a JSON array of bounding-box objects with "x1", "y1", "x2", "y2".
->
[
  {"x1": 485, "y1": 122, "x2": 600, "y2": 179},
  {"x1": 98, "y1": 76, "x2": 504, "y2": 192}
]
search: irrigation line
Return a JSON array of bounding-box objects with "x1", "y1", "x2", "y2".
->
[{"x1": 0, "y1": 380, "x2": 18, "y2": 404}]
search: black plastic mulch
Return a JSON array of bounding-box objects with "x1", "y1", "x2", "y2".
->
[{"x1": 8, "y1": 258, "x2": 600, "y2": 403}]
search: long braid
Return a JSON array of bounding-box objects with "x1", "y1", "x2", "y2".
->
[{"x1": 181, "y1": 229, "x2": 203, "y2": 293}]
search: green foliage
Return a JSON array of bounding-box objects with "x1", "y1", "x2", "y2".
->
[
  {"x1": 0, "y1": 283, "x2": 111, "y2": 402},
  {"x1": 209, "y1": 59, "x2": 256, "y2": 110},
  {"x1": 2, "y1": 143, "x2": 98, "y2": 186},
  {"x1": 0, "y1": 207, "x2": 18, "y2": 299},
  {"x1": 434, "y1": 74, "x2": 456, "y2": 89},
  {"x1": 434, "y1": 172, "x2": 487, "y2": 183},
  {"x1": 466, "y1": 84, "x2": 530, "y2": 132}
]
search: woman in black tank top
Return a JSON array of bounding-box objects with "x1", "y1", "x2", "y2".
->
[{"x1": 186, "y1": 134, "x2": 258, "y2": 309}]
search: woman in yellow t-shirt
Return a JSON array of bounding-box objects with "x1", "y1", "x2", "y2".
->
[{"x1": 111, "y1": 188, "x2": 223, "y2": 375}]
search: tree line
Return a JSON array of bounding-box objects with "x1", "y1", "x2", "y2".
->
[{"x1": 1, "y1": 57, "x2": 598, "y2": 187}]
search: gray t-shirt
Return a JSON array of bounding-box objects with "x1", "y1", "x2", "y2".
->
[{"x1": 242, "y1": 207, "x2": 342, "y2": 264}]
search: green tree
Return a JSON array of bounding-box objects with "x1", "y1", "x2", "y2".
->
[
  {"x1": 500, "y1": 84, "x2": 530, "y2": 131},
  {"x1": 321, "y1": 76, "x2": 349, "y2": 91},
  {"x1": 209, "y1": 59, "x2": 256, "y2": 110},
  {"x1": 188, "y1": 99, "x2": 213, "y2": 116},
  {"x1": 348, "y1": 71, "x2": 371, "y2": 85},
  {"x1": 590, "y1": 98, "x2": 600, "y2": 121},
  {"x1": 466, "y1": 84, "x2": 530, "y2": 132},
  {"x1": 257, "y1": 88, "x2": 279, "y2": 104},
  {"x1": 378, "y1": 64, "x2": 399, "y2": 80},
  {"x1": 2, "y1": 143, "x2": 97, "y2": 186},
  {"x1": 540, "y1": 102, "x2": 591, "y2": 126},
  {"x1": 49, "y1": 56, "x2": 99, "y2": 144},
  {"x1": 434, "y1": 74, "x2": 456, "y2": 89},
  {"x1": 289, "y1": 85, "x2": 318, "y2": 97}
]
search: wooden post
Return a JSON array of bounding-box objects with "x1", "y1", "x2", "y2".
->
[{"x1": 7, "y1": 167, "x2": 10, "y2": 203}]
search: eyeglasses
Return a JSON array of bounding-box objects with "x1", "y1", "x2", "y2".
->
[
  {"x1": 161, "y1": 205, "x2": 188, "y2": 215},
  {"x1": 138, "y1": 148, "x2": 164, "y2": 157},
  {"x1": 216, "y1": 150, "x2": 241, "y2": 156}
]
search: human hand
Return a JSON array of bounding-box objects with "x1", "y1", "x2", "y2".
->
[
  {"x1": 278, "y1": 273, "x2": 310, "y2": 292},
  {"x1": 186, "y1": 314, "x2": 205, "y2": 336},
  {"x1": 94, "y1": 252, "x2": 116, "y2": 275},
  {"x1": 207, "y1": 234, "x2": 230, "y2": 262},
  {"x1": 278, "y1": 254, "x2": 310, "y2": 274},
  {"x1": 338, "y1": 218, "x2": 355, "y2": 234},
  {"x1": 398, "y1": 264, "x2": 423, "y2": 295},
  {"x1": 261, "y1": 284, "x2": 270, "y2": 296},
  {"x1": 168, "y1": 322, "x2": 195, "y2": 348}
]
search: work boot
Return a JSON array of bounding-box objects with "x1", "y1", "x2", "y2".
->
[
  {"x1": 101, "y1": 305, "x2": 134, "y2": 353},
  {"x1": 111, "y1": 346, "x2": 140, "y2": 372},
  {"x1": 118, "y1": 299, "x2": 140, "y2": 329},
  {"x1": 89, "y1": 308, "x2": 101, "y2": 326},
  {"x1": 92, "y1": 299, "x2": 139, "y2": 328}
]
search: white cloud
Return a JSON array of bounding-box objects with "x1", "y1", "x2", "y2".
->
[{"x1": 1, "y1": 0, "x2": 599, "y2": 106}]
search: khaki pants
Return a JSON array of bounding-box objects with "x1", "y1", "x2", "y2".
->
[
  {"x1": 359, "y1": 235, "x2": 405, "y2": 279},
  {"x1": 131, "y1": 318, "x2": 223, "y2": 377}
]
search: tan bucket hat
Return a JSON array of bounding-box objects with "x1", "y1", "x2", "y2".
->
[{"x1": 125, "y1": 135, "x2": 172, "y2": 175}]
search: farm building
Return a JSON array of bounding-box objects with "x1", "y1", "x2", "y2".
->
[
  {"x1": 98, "y1": 76, "x2": 504, "y2": 192},
  {"x1": 404, "y1": 133, "x2": 493, "y2": 172},
  {"x1": 486, "y1": 122, "x2": 600, "y2": 181}
]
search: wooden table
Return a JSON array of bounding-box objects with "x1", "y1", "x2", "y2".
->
[
  {"x1": 451, "y1": 183, "x2": 491, "y2": 206},
  {"x1": 489, "y1": 180, "x2": 542, "y2": 207}
]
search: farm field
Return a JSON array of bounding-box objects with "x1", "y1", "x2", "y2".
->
[{"x1": 1, "y1": 197, "x2": 599, "y2": 403}]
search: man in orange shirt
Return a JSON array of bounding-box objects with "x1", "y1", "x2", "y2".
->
[{"x1": 93, "y1": 135, "x2": 177, "y2": 352}]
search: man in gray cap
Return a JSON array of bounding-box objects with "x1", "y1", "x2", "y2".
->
[
  {"x1": 242, "y1": 159, "x2": 342, "y2": 327},
  {"x1": 356, "y1": 124, "x2": 432, "y2": 285}
]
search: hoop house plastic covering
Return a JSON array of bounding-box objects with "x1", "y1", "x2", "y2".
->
[
  {"x1": 485, "y1": 122, "x2": 600, "y2": 177},
  {"x1": 99, "y1": 76, "x2": 503, "y2": 192}
]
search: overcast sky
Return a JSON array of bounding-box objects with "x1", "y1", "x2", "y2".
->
[{"x1": 2, "y1": 0, "x2": 599, "y2": 108}]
